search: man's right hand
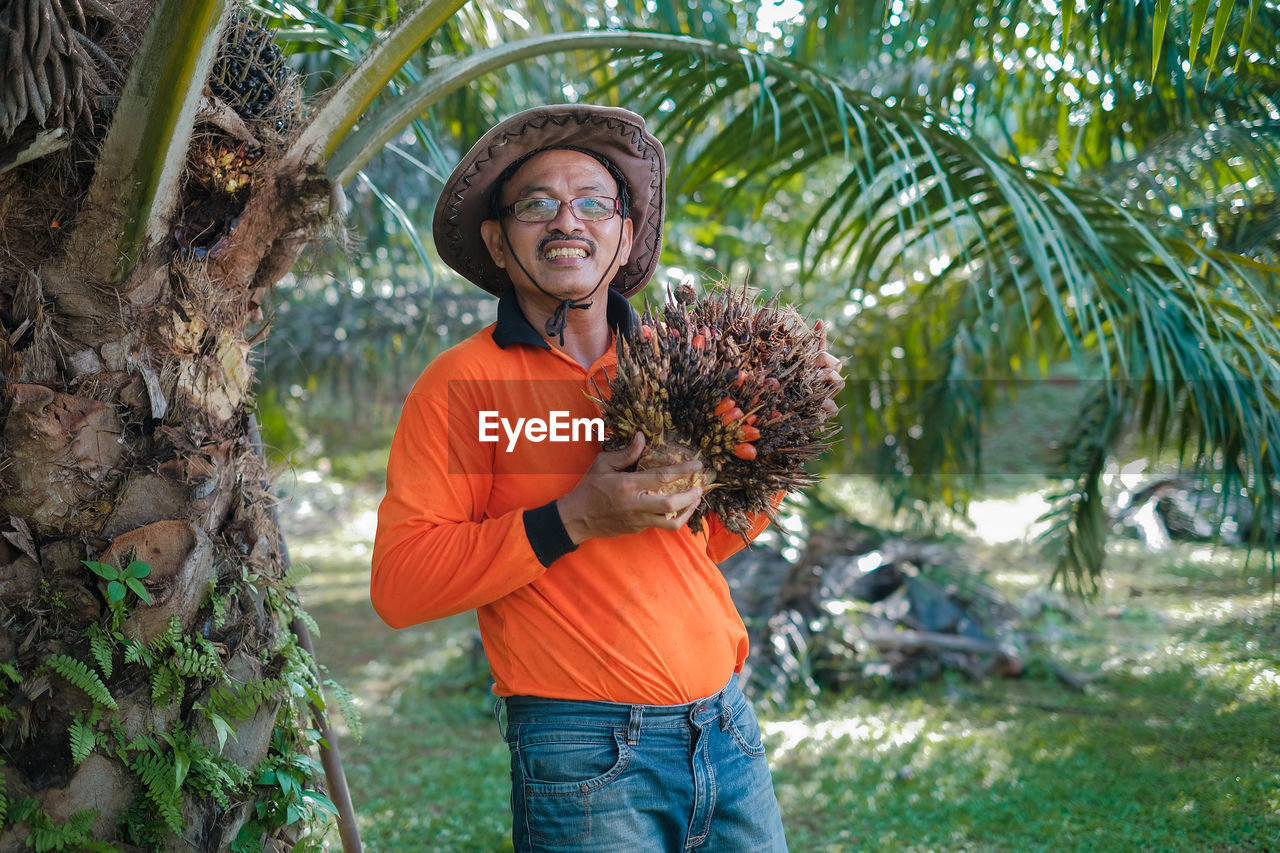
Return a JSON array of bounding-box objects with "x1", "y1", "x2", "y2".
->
[{"x1": 557, "y1": 432, "x2": 703, "y2": 544}]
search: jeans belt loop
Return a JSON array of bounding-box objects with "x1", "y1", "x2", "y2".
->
[
  {"x1": 627, "y1": 704, "x2": 643, "y2": 745},
  {"x1": 493, "y1": 696, "x2": 507, "y2": 738}
]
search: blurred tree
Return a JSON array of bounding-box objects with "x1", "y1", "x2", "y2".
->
[
  {"x1": 267, "y1": 0, "x2": 1279, "y2": 592},
  {"x1": 638, "y1": 0, "x2": 1280, "y2": 591}
]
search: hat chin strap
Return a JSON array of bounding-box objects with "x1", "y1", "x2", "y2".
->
[{"x1": 501, "y1": 221, "x2": 625, "y2": 347}]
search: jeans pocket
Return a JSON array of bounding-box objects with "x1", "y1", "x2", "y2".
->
[
  {"x1": 510, "y1": 725, "x2": 629, "y2": 848},
  {"x1": 724, "y1": 699, "x2": 767, "y2": 759}
]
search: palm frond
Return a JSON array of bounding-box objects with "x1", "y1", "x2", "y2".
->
[
  {"x1": 1082, "y1": 119, "x2": 1280, "y2": 258},
  {"x1": 281, "y1": 0, "x2": 469, "y2": 167},
  {"x1": 596, "y1": 40, "x2": 1280, "y2": 585},
  {"x1": 788, "y1": 0, "x2": 1279, "y2": 173},
  {"x1": 70, "y1": 0, "x2": 230, "y2": 281},
  {"x1": 328, "y1": 31, "x2": 751, "y2": 184},
  {"x1": 256, "y1": 0, "x2": 1280, "y2": 589}
]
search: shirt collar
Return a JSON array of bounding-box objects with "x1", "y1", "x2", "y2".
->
[{"x1": 492, "y1": 287, "x2": 639, "y2": 350}]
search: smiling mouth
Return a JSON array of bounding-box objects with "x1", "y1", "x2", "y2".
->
[{"x1": 543, "y1": 247, "x2": 588, "y2": 260}]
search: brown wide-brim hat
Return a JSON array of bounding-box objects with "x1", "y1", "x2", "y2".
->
[{"x1": 433, "y1": 104, "x2": 666, "y2": 298}]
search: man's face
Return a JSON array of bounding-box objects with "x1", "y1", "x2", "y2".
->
[{"x1": 480, "y1": 149, "x2": 634, "y2": 303}]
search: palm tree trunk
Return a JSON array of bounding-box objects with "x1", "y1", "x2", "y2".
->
[{"x1": 0, "y1": 1, "x2": 338, "y2": 846}]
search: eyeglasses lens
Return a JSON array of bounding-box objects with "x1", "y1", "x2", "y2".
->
[{"x1": 510, "y1": 197, "x2": 617, "y2": 222}]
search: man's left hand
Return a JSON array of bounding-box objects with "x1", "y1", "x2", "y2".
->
[{"x1": 814, "y1": 320, "x2": 845, "y2": 420}]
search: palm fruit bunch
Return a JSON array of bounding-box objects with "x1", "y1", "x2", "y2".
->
[
  {"x1": 0, "y1": 0, "x2": 110, "y2": 140},
  {"x1": 192, "y1": 138, "x2": 263, "y2": 196},
  {"x1": 602, "y1": 283, "x2": 838, "y2": 536},
  {"x1": 209, "y1": 11, "x2": 294, "y2": 128}
]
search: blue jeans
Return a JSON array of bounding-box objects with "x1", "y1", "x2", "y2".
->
[{"x1": 499, "y1": 675, "x2": 788, "y2": 852}]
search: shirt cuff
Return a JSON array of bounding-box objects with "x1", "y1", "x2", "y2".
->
[{"x1": 524, "y1": 501, "x2": 578, "y2": 567}]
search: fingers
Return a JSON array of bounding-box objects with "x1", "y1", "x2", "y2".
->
[
  {"x1": 822, "y1": 359, "x2": 845, "y2": 391},
  {"x1": 813, "y1": 319, "x2": 845, "y2": 420},
  {"x1": 668, "y1": 490, "x2": 704, "y2": 527},
  {"x1": 634, "y1": 457, "x2": 704, "y2": 521},
  {"x1": 638, "y1": 484, "x2": 703, "y2": 528},
  {"x1": 596, "y1": 431, "x2": 645, "y2": 472},
  {"x1": 814, "y1": 319, "x2": 843, "y2": 378},
  {"x1": 645, "y1": 487, "x2": 701, "y2": 514},
  {"x1": 638, "y1": 459, "x2": 703, "y2": 490},
  {"x1": 619, "y1": 431, "x2": 646, "y2": 465},
  {"x1": 562, "y1": 437, "x2": 707, "y2": 541}
]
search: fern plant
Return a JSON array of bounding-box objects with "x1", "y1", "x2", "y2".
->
[
  {"x1": 206, "y1": 677, "x2": 283, "y2": 723},
  {"x1": 14, "y1": 541, "x2": 342, "y2": 846},
  {"x1": 128, "y1": 749, "x2": 184, "y2": 835},
  {"x1": 322, "y1": 678, "x2": 363, "y2": 743},
  {"x1": 68, "y1": 709, "x2": 106, "y2": 767},
  {"x1": 0, "y1": 661, "x2": 22, "y2": 685},
  {"x1": 183, "y1": 745, "x2": 251, "y2": 810},
  {"x1": 107, "y1": 723, "x2": 252, "y2": 847},
  {"x1": 5, "y1": 799, "x2": 111, "y2": 853},
  {"x1": 43, "y1": 655, "x2": 118, "y2": 711},
  {"x1": 85, "y1": 625, "x2": 116, "y2": 680},
  {"x1": 121, "y1": 614, "x2": 228, "y2": 704},
  {"x1": 169, "y1": 634, "x2": 223, "y2": 679},
  {"x1": 0, "y1": 661, "x2": 20, "y2": 729},
  {"x1": 26, "y1": 809, "x2": 99, "y2": 853},
  {"x1": 206, "y1": 583, "x2": 231, "y2": 630}
]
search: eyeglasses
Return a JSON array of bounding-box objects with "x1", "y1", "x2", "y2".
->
[{"x1": 499, "y1": 196, "x2": 621, "y2": 223}]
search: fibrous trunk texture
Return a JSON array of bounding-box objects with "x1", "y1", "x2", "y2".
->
[{"x1": 0, "y1": 1, "x2": 331, "y2": 847}]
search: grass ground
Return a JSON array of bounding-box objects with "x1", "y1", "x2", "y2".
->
[{"x1": 281, "y1": 472, "x2": 1280, "y2": 852}]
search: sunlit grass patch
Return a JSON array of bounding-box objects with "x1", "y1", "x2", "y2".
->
[
  {"x1": 284, "y1": 471, "x2": 1279, "y2": 851},
  {"x1": 766, "y1": 669, "x2": 1280, "y2": 851},
  {"x1": 764, "y1": 569, "x2": 1280, "y2": 851}
]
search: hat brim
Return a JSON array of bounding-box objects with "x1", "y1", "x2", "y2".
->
[{"x1": 433, "y1": 105, "x2": 665, "y2": 298}]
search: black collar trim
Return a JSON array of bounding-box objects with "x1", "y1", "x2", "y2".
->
[{"x1": 492, "y1": 288, "x2": 639, "y2": 350}]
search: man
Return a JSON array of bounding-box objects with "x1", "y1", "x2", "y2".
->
[{"x1": 371, "y1": 104, "x2": 842, "y2": 852}]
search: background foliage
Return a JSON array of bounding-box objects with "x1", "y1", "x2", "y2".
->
[
  {"x1": 5, "y1": 0, "x2": 1273, "y2": 847},
  {"x1": 258, "y1": 0, "x2": 1280, "y2": 592},
  {"x1": 251, "y1": 1, "x2": 1279, "y2": 846}
]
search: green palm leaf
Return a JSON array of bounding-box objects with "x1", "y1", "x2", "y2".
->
[{"x1": 262, "y1": 0, "x2": 1280, "y2": 590}]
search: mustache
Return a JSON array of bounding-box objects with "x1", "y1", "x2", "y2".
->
[{"x1": 537, "y1": 231, "x2": 595, "y2": 255}]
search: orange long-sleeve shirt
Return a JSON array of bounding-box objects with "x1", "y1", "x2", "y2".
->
[{"x1": 371, "y1": 292, "x2": 768, "y2": 704}]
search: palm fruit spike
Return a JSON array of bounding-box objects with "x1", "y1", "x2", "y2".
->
[
  {"x1": 602, "y1": 281, "x2": 838, "y2": 536},
  {"x1": 209, "y1": 11, "x2": 293, "y2": 127},
  {"x1": 0, "y1": 0, "x2": 111, "y2": 140}
]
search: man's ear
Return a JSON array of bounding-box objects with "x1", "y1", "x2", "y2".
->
[
  {"x1": 619, "y1": 216, "x2": 633, "y2": 264},
  {"x1": 480, "y1": 219, "x2": 507, "y2": 269}
]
